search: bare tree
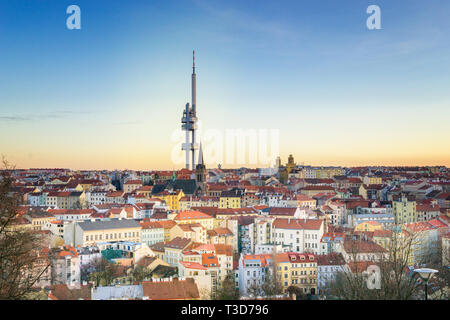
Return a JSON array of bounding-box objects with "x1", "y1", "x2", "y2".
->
[
  {"x1": 88, "y1": 257, "x2": 118, "y2": 286},
  {"x1": 245, "y1": 250, "x2": 283, "y2": 299},
  {"x1": 261, "y1": 254, "x2": 283, "y2": 297},
  {"x1": 215, "y1": 271, "x2": 239, "y2": 300},
  {"x1": 286, "y1": 285, "x2": 307, "y2": 300},
  {"x1": 246, "y1": 278, "x2": 265, "y2": 298},
  {"x1": 0, "y1": 159, "x2": 51, "y2": 299},
  {"x1": 413, "y1": 233, "x2": 449, "y2": 300},
  {"x1": 132, "y1": 265, "x2": 152, "y2": 283},
  {"x1": 326, "y1": 229, "x2": 424, "y2": 300}
]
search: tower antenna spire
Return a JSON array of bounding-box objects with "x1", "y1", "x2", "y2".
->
[{"x1": 182, "y1": 51, "x2": 199, "y2": 170}]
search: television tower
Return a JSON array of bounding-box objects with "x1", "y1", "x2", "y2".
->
[{"x1": 181, "y1": 50, "x2": 199, "y2": 170}]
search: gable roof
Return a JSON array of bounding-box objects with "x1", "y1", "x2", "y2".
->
[
  {"x1": 165, "y1": 237, "x2": 191, "y2": 250},
  {"x1": 152, "y1": 179, "x2": 197, "y2": 196},
  {"x1": 343, "y1": 239, "x2": 387, "y2": 254},
  {"x1": 77, "y1": 219, "x2": 140, "y2": 231},
  {"x1": 179, "y1": 261, "x2": 207, "y2": 270},
  {"x1": 49, "y1": 284, "x2": 92, "y2": 300},
  {"x1": 317, "y1": 253, "x2": 346, "y2": 266},
  {"x1": 141, "y1": 278, "x2": 199, "y2": 300},
  {"x1": 272, "y1": 218, "x2": 323, "y2": 230},
  {"x1": 174, "y1": 210, "x2": 213, "y2": 221},
  {"x1": 267, "y1": 207, "x2": 298, "y2": 216}
]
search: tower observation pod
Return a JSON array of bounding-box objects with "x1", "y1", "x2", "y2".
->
[{"x1": 181, "y1": 50, "x2": 199, "y2": 170}]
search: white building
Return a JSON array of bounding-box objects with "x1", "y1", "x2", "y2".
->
[
  {"x1": 48, "y1": 208, "x2": 94, "y2": 222},
  {"x1": 140, "y1": 220, "x2": 165, "y2": 246},
  {"x1": 86, "y1": 190, "x2": 106, "y2": 206},
  {"x1": 317, "y1": 253, "x2": 347, "y2": 294},
  {"x1": 272, "y1": 218, "x2": 324, "y2": 254},
  {"x1": 255, "y1": 244, "x2": 287, "y2": 254},
  {"x1": 64, "y1": 219, "x2": 142, "y2": 247},
  {"x1": 76, "y1": 246, "x2": 102, "y2": 267},
  {"x1": 347, "y1": 213, "x2": 395, "y2": 229},
  {"x1": 50, "y1": 245, "x2": 81, "y2": 288},
  {"x1": 238, "y1": 253, "x2": 273, "y2": 297}
]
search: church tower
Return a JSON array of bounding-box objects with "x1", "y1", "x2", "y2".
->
[{"x1": 195, "y1": 142, "x2": 206, "y2": 194}]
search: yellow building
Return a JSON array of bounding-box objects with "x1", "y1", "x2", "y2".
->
[
  {"x1": 123, "y1": 179, "x2": 142, "y2": 194},
  {"x1": 179, "y1": 196, "x2": 220, "y2": 211},
  {"x1": 156, "y1": 220, "x2": 178, "y2": 242},
  {"x1": 372, "y1": 229, "x2": 392, "y2": 250},
  {"x1": 314, "y1": 167, "x2": 344, "y2": 179},
  {"x1": 295, "y1": 194, "x2": 317, "y2": 208},
  {"x1": 24, "y1": 211, "x2": 56, "y2": 231},
  {"x1": 170, "y1": 223, "x2": 207, "y2": 243},
  {"x1": 48, "y1": 191, "x2": 86, "y2": 209},
  {"x1": 276, "y1": 252, "x2": 318, "y2": 295},
  {"x1": 207, "y1": 227, "x2": 235, "y2": 248},
  {"x1": 393, "y1": 195, "x2": 417, "y2": 224},
  {"x1": 8, "y1": 216, "x2": 34, "y2": 231},
  {"x1": 219, "y1": 195, "x2": 242, "y2": 209},
  {"x1": 363, "y1": 175, "x2": 383, "y2": 185},
  {"x1": 218, "y1": 189, "x2": 243, "y2": 209},
  {"x1": 279, "y1": 154, "x2": 296, "y2": 184},
  {"x1": 73, "y1": 219, "x2": 142, "y2": 246},
  {"x1": 154, "y1": 189, "x2": 185, "y2": 211},
  {"x1": 136, "y1": 186, "x2": 154, "y2": 198},
  {"x1": 354, "y1": 221, "x2": 383, "y2": 232}
]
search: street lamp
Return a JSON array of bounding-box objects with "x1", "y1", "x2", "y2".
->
[{"x1": 413, "y1": 268, "x2": 438, "y2": 300}]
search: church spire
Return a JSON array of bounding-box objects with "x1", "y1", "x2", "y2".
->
[{"x1": 197, "y1": 142, "x2": 204, "y2": 166}]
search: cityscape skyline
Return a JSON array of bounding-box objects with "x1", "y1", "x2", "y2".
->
[
  {"x1": 0, "y1": 1, "x2": 449, "y2": 303},
  {"x1": 1, "y1": 0, "x2": 449, "y2": 170}
]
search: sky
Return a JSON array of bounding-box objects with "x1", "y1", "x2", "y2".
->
[{"x1": 0, "y1": 0, "x2": 449, "y2": 170}]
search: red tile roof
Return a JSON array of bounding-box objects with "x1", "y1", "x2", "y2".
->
[
  {"x1": 180, "y1": 261, "x2": 207, "y2": 270},
  {"x1": 243, "y1": 254, "x2": 273, "y2": 267},
  {"x1": 343, "y1": 239, "x2": 387, "y2": 254},
  {"x1": 279, "y1": 252, "x2": 317, "y2": 263},
  {"x1": 272, "y1": 218, "x2": 323, "y2": 230},
  {"x1": 141, "y1": 278, "x2": 199, "y2": 300},
  {"x1": 124, "y1": 180, "x2": 142, "y2": 185},
  {"x1": 175, "y1": 210, "x2": 213, "y2": 221},
  {"x1": 201, "y1": 254, "x2": 219, "y2": 267}
]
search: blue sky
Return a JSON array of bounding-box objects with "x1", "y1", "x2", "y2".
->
[{"x1": 0, "y1": 0, "x2": 449, "y2": 169}]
